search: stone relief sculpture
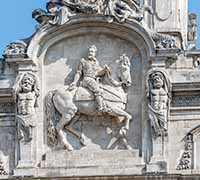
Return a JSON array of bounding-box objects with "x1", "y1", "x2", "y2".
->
[
  {"x1": 104, "y1": 0, "x2": 143, "y2": 23},
  {"x1": 32, "y1": 0, "x2": 153, "y2": 27},
  {"x1": 146, "y1": 69, "x2": 171, "y2": 137},
  {"x1": 45, "y1": 45, "x2": 132, "y2": 150},
  {"x1": 188, "y1": 13, "x2": 197, "y2": 50},
  {"x1": 3, "y1": 41, "x2": 27, "y2": 58},
  {"x1": 32, "y1": 1, "x2": 72, "y2": 27},
  {"x1": 13, "y1": 73, "x2": 39, "y2": 142},
  {"x1": 47, "y1": 1, "x2": 72, "y2": 25},
  {"x1": 32, "y1": 0, "x2": 99, "y2": 27},
  {"x1": 151, "y1": 32, "x2": 178, "y2": 49},
  {"x1": 62, "y1": 0, "x2": 100, "y2": 14},
  {"x1": 176, "y1": 134, "x2": 193, "y2": 170}
]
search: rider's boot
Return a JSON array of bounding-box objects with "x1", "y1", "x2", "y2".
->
[{"x1": 96, "y1": 95, "x2": 106, "y2": 112}]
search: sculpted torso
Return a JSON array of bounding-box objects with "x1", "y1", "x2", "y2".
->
[
  {"x1": 150, "y1": 88, "x2": 168, "y2": 111},
  {"x1": 18, "y1": 92, "x2": 36, "y2": 115},
  {"x1": 79, "y1": 58, "x2": 102, "y2": 79}
]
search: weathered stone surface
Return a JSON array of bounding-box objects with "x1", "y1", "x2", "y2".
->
[
  {"x1": 0, "y1": 0, "x2": 200, "y2": 179},
  {"x1": 39, "y1": 150, "x2": 144, "y2": 177}
]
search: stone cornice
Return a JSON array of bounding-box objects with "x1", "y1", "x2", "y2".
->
[{"x1": 7, "y1": 174, "x2": 200, "y2": 180}]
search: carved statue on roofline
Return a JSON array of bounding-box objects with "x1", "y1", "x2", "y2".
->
[
  {"x1": 32, "y1": 0, "x2": 154, "y2": 27},
  {"x1": 188, "y1": 13, "x2": 197, "y2": 50}
]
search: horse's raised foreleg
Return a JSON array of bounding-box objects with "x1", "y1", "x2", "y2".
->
[
  {"x1": 65, "y1": 115, "x2": 87, "y2": 146},
  {"x1": 109, "y1": 106, "x2": 132, "y2": 132}
]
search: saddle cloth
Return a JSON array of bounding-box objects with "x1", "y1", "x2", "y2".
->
[
  {"x1": 75, "y1": 87, "x2": 95, "y2": 101},
  {"x1": 74, "y1": 86, "x2": 127, "y2": 104}
]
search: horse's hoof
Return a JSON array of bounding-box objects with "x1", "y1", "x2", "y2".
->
[{"x1": 126, "y1": 145, "x2": 132, "y2": 150}]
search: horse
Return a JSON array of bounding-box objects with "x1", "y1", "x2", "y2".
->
[{"x1": 45, "y1": 57, "x2": 132, "y2": 151}]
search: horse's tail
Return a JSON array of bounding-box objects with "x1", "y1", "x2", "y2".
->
[{"x1": 45, "y1": 90, "x2": 58, "y2": 147}]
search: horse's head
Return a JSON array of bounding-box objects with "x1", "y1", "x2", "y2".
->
[{"x1": 117, "y1": 54, "x2": 132, "y2": 87}]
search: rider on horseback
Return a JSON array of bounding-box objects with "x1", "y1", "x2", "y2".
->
[{"x1": 69, "y1": 45, "x2": 111, "y2": 112}]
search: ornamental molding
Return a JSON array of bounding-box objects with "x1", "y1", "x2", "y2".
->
[
  {"x1": 3, "y1": 41, "x2": 28, "y2": 58},
  {"x1": 176, "y1": 133, "x2": 194, "y2": 170}
]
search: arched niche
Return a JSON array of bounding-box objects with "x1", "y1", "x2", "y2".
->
[{"x1": 27, "y1": 16, "x2": 156, "y2": 153}]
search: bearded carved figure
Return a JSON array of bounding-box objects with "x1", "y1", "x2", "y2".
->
[
  {"x1": 14, "y1": 73, "x2": 39, "y2": 142},
  {"x1": 146, "y1": 70, "x2": 171, "y2": 137}
]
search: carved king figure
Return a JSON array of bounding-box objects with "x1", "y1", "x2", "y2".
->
[{"x1": 69, "y1": 45, "x2": 111, "y2": 112}]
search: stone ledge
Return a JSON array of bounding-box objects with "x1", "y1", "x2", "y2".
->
[
  {"x1": 3, "y1": 174, "x2": 200, "y2": 180},
  {"x1": 37, "y1": 150, "x2": 145, "y2": 177}
]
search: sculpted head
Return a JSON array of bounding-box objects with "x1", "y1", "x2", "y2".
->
[
  {"x1": 21, "y1": 73, "x2": 36, "y2": 93},
  {"x1": 151, "y1": 72, "x2": 164, "y2": 89},
  {"x1": 88, "y1": 45, "x2": 97, "y2": 61},
  {"x1": 46, "y1": 0, "x2": 60, "y2": 13},
  {"x1": 189, "y1": 13, "x2": 197, "y2": 26}
]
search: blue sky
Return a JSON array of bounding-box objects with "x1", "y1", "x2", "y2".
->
[{"x1": 0, "y1": 0, "x2": 199, "y2": 57}]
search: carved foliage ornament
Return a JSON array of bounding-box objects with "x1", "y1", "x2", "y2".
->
[
  {"x1": 3, "y1": 41, "x2": 28, "y2": 58},
  {"x1": 151, "y1": 32, "x2": 178, "y2": 50},
  {"x1": 176, "y1": 134, "x2": 193, "y2": 170}
]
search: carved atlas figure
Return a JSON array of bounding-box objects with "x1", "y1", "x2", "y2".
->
[
  {"x1": 45, "y1": 45, "x2": 132, "y2": 150},
  {"x1": 13, "y1": 72, "x2": 39, "y2": 142},
  {"x1": 146, "y1": 69, "x2": 171, "y2": 137}
]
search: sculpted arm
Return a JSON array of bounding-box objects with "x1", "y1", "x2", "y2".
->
[
  {"x1": 70, "y1": 61, "x2": 83, "y2": 87},
  {"x1": 96, "y1": 67, "x2": 106, "y2": 76},
  {"x1": 73, "y1": 71, "x2": 81, "y2": 85}
]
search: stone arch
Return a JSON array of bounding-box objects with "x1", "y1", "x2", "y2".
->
[
  {"x1": 28, "y1": 15, "x2": 157, "y2": 155},
  {"x1": 27, "y1": 15, "x2": 156, "y2": 62}
]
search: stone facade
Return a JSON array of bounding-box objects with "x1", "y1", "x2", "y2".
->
[{"x1": 0, "y1": 0, "x2": 200, "y2": 178}]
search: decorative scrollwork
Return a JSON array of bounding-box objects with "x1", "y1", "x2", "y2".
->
[
  {"x1": 151, "y1": 32, "x2": 178, "y2": 49},
  {"x1": 3, "y1": 41, "x2": 27, "y2": 58},
  {"x1": 176, "y1": 134, "x2": 193, "y2": 170}
]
